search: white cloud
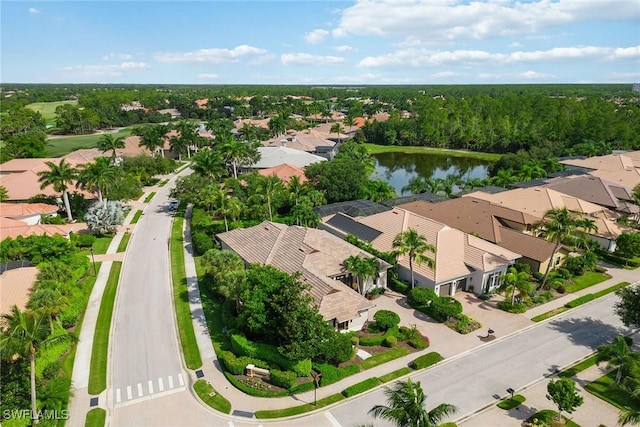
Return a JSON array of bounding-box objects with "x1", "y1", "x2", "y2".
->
[
  {"x1": 103, "y1": 52, "x2": 133, "y2": 61},
  {"x1": 197, "y1": 73, "x2": 219, "y2": 80},
  {"x1": 357, "y1": 45, "x2": 640, "y2": 68},
  {"x1": 334, "y1": 45, "x2": 355, "y2": 52},
  {"x1": 304, "y1": 29, "x2": 329, "y2": 44},
  {"x1": 477, "y1": 71, "x2": 555, "y2": 81},
  {"x1": 28, "y1": 7, "x2": 40, "y2": 14},
  {"x1": 154, "y1": 45, "x2": 269, "y2": 64},
  {"x1": 281, "y1": 53, "x2": 345, "y2": 66},
  {"x1": 520, "y1": 70, "x2": 555, "y2": 79},
  {"x1": 431, "y1": 71, "x2": 463, "y2": 78},
  {"x1": 508, "y1": 42, "x2": 522, "y2": 48},
  {"x1": 333, "y1": 0, "x2": 639, "y2": 43},
  {"x1": 62, "y1": 62, "x2": 150, "y2": 76}
]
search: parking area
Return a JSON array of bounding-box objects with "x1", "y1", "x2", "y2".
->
[{"x1": 367, "y1": 289, "x2": 535, "y2": 358}]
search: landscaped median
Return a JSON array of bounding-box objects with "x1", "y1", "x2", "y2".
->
[
  {"x1": 193, "y1": 380, "x2": 231, "y2": 414},
  {"x1": 84, "y1": 408, "x2": 106, "y2": 427},
  {"x1": 88, "y1": 262, "x2": 122, "y2": 394},
  {"x1": 170, "y1": 215, "x2": 202, "y2": 370},
  {"x1": 531, "y1": 281, "x2": 630, "y2": 322}
]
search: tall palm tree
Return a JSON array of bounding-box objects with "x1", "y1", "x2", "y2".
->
[
  {"x1": 213, "y1": 187, "x2": 242, "y2": 232},
  {"x1": 344, "y1": 255, "x2": 381, "y2": 295},
  {"x1": 619, "y1": 377, "x2": 640, "y2": 426},
  {"x1": 533, "y1": 208, "x2": 599, "y2": 288},
  {"x1": 27, "y1": 288, "x2": 68, "y2": 334},
  {"x1": 76, "y1": 157, "x2": 120, "y2": 203},
  {"x1": 596, "y1": 336, "x2": 640, "y2": 384},
  {"x1": 343, "y1": 115, "x2": 357, "y2": 135},
  {"x1": 498, "y1": 267, "x2": 533, "y2": 305},
  {"x1": 191, "y1": 148, "x2": 226, "y2": 179},
  {"x1": 253, "y1": 175, "x2": 284, "y2": 221},
  {"x1": 392, "y1": 229, "x2": 436, "y2": 290},
  {"x1": 132, "y1": 124, "x2": 169, "y2": 157},
  {"x1": 37, "y1": 159, "x2": 78, "y2": 222},
  {"x1": 219, "y1": 137, "x2": 256, "y2": 179},
  {"x1": 171, "y1": 120, "x2": 202, "y2": 160},
  {"x1": 369, "y1": 378, "x2": 458, "y2": 427},
  {"x1": 97, "y1": 134, "x2": 126, "y2": 159},
  {"x1": 331, "y1": 123, "x2": 345, "y2": 144},
  {"x1": 0, "y1": 306, "x2": 69, "y2": 425}
]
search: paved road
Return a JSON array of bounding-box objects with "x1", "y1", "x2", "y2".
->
[{"x1": 109, "y1": 183, "x2": 186, "y2": 408}]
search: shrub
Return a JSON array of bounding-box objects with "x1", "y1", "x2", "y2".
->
[
  {"x1": 411, "y1": 352, "x2": 443, "y2": 370},
  {"x1": 84, "y1": 201, "x2": 127, "y2": 235},
  {"x1": 383, "y1": 335, "x2": 397, "y2": 348},
  {"x1": 429, "y1": 296, "x2": 463, "y2": 321},
  {"x1": 192, "y1": 231, "x2": 214, "y2": 255},
  {"x1": 230, "y1": 334, "x2": 312, "y2": 376},
  {"x1": 342, "y1": 378, "x2": 381, "y2": 398},
  {"x1": 565, "y1": 294, "x2": 596, "y2": 308},
  {"x1": 497, "y1": 301, "x2": 527, "y2": 313},
  {"x1": 73, "y1": 233, "x2": 96, "y2": 248},
  {"x1": 270, "y1": 370, "x2": 297, "y2": 389},
  {"x1": 350, "y1": 336, "x2": 360, "y2": 346},
  {"x1": 314, "y1": 363, "x2": 361, "y2": 386},
  {"x1": 374, "y1": 310, "x2": 401, "y2": 331},
  {"x1": 447, "y1": 314, "x2": 481, "y2": 334},
  {"x1": 362, "y1": 348, "x2": 410, "y2": 370},
  {"x1": 389, "y1": 278, "x2": 409, "y2": 295},
  {"x1": 408, "y1": 287, "x2": 437, "y2": 306},
  {"x1": 398, "y1": 326, "x2": 428, "y2": 349},
  {"x1": 359, "y1": 326, "x2": 398, "y2": 346},
  {"x1": 317, "y1": 332, "x2": 355, "y2": 364}
]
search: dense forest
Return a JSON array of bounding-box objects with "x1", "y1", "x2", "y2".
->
[{"x1": 1, "y1": 84, "x2": 638, "y2": 162}]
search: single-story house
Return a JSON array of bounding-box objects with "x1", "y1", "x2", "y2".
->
[
  {"x1": 257, "y1": 163, "x2": 308, "y2": 184},
  {"x1": 320, "y1": 208, "x2": 520, "y2": 296},
  {"x1": 0, "y1": 202, "x2": 59, "y2": 225},
  {"x1": 263, "y1": 132, "x2": 339, "y2": 160},
  {"x1": 217, "y1": 221, "x2": 391, "y2": 332},
  {"x1": 244, "y1": 146, "x2": 326, "y2": 171}
]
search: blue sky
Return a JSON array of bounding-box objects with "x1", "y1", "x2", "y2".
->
[{"x1": 2, "y1": 0, "x2": 639, "y2": 84}]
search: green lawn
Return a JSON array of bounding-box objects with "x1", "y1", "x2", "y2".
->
[
  {"x1": 531, "y1": 307, "x2": 568, "y2": 322},
  {"x1": 564, "y1": 272, "x2": 610, "y2": 293},
  {"x1": 559, "y1": 354, "x2": 598, "y2": 378},
  {"x1": 26, "y1": 100, "x2": 77, "y2": 126},
  {"x1": 497, "y1": 394, "x2": 526, "y2": 410},
  {"x1": 45, "y1": 127, "x2": 134, "y2": 157},
  {"x1": 193, "y1": 380, "x2": 232, "y2": 414},
  {"x1": 84, "y1": 408, "x2": 106, "y2": 427},
  {"x1": 585, "y1": 371, "x2": 640, "y2": 411},
  {"x1": 527, "y1": 409, "x2": 581, "y2": 426},
  {"x1": 254, "y1": 393, "x2": 345, "y2": 419},
  {"x1": 144, "y1": 192, "x2": 157, "y2": 203},
  {"x1": 363, "y1": 143, "x2": 501, "y2": 161},
  {"x1": 130, "y1": 210, "x2": 143, "y2": 224},
  {"x1": 170, "y1": 216, "x2": 202, "y2": 370},
  {"x1": 88, "y1": 261, "x2": 122, "y2": 394},
  {"x1": 90, "y1": 235, "x2": 114, "y2": 255},
  {"x1": 117, "y1": 232, "x2": 131, "y2": 253}
]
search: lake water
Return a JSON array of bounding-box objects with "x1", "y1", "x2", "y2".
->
[{"x1": 371, "y1": 152, "x2": 492, "y2": 196}]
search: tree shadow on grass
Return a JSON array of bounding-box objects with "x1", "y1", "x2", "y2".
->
[
  {"x1": 547, "y1": 316, "x2": 630, "y2": 351},
  {"x1": 506, "y1": 403, "x2": 539, "y2": 422}
]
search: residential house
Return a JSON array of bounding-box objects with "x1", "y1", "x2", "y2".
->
[
  {"x1": 262, "y1": 132, "x2": 339, "y2": 160},
  {"x1": 464, "y1": 187, "x2": 629, "y2": 252},
  {"x1": 257, "y1": 164, "x2": 308, "y2": 184},
  {"x1": 397, "y1": 198, "x2": 569, "y2": 274},
  {"x1": 560, "y1": 151, "x2": 640, "y2": 190},
  {"x1": 320, "y1": 208, "x2": 520, "y2": 296},
  {"x1": 217, "y1": 221, "x2": 391, "y2": 332},
  {"x1": 244, "y1": 146, "x2": 326, "y2": 170},
  {"x1": 0, "y1": 202, "x2": 73, "y2": 240}
]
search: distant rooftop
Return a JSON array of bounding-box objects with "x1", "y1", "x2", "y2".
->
[{"x1": 314, "y1": 199, "x2": 391, "y2": 218}]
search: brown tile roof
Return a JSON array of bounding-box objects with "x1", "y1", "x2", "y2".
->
[
  {"x1": 0, "y1": 203, "x2": 58, "y2": 217},
  {"x1": 544, "y1": 175, "x2": 628, "y2": 210},
  {"x1": 257, "y1": 164, "x2": 308, "y2": 183},
  {"x1": 217, "y1": 222, "x2": 382, "y2": 322},
  {"x1": 0, "y1": 217, "x2": 73, "y2": 240},
  {"x1": 0, "y1": 267, "x2": 38, "y2": 315}
]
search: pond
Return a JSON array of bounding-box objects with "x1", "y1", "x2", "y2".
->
[{"x1": 371, "y1": 151, "x2": 492, "y2": 196}]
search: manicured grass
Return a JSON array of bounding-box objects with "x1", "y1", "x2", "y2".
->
[
  {"x1": 130, "y1": 210, "x2": 143, "y2": 224},
  {"x1": 564, "y1": 272, "x2": 610, "y2": 293},
  {"x1": 116, "y1": 232, "x2": 131, "y2": 253},
  {"x1": 193, "y1": 380, "x2": 232, "y2": 414},
  {"x1": 84, "y1": 408, "x2": 106, "y2": 427},
  {"x1": 170, "y1": 216, "x2": 202, "y2": 370},
  {"x1": 593, "y1": 281, "x2": 629, "y2": 298},
  {"x1": 176, "y1": 162, "x2": 192, "y2": 173},
  {"x1": 378, "y1": 367, "x2": 412, "y2": 383},
  {"x1": 532, "y1": 307, "x2": 569, "y2": 322},
  {"x1": 158, "y1": 179, "x2": 170, "y2": 187},
  {"x1": 45, "y1": 127, "x2": 134, "y2": 157},
  {"x1": 91, "y1": 235, "x2": 114, "y2": 255},
  {"x1": 362, "y1": 347, "x2": 410, "y2": 370},
  {"x1": 26, "y1": 100, "x2": 77, "y2": 126},
  {"x1": 559, "y1": 354, "x2": 598, "y2": 378},
  {"x1": 342, "y1": 377, "x2": 381, "y2": 397},
  {"x1": 585, "y1": 371, "x2": 640, "y2": 411},
  {"x1": 527, "y1": 409, "x2": 581, "y2": 426},
  {"x1": 88, "y1": 261, "x2": 122, "y2": 395},
  {"x1": 254, "y1": 393, "x2": 345, "y2": 419},
  {"x1": 144, "y1": 192, "x2": 156, "y2": 203},
  {"x1": 497, "y1": 394, "x2": 526, "y2": 410},
  {"x1": 563, "y1": 281, "x2": 630, "y2": 310},
  {"x1": 363, "y1": 143, "x2": 501, "y2": 161}
]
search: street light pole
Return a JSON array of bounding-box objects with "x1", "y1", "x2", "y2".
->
[
  {"x1": 312, "y1": 372, "x2": 322, "y2": 406},
  {"x1": 90, "y1": 246, "x2": 97, "y2": 276}
]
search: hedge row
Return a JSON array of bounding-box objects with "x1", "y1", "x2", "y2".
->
[
  {"x1": 360, "y1": 326, "x2": 399, "y2": 346},
  {"x1": 564, "y1": 294, "x2": 595, "y2": 308},
  {"x1": 362, "y1": 347, "x2": 410, "y2": 370},
  {"x1": 342, "y1": 378, "x2": 381, "y2": 398},
  {"x1": 314, "y1": 363, "x2": 361, "y2": 386},
  {"x1": 223, "y1": 372, "x2": 288, "y2": 397},
  {"x1": 218, "y1": 350, "x2": 270, "y2": 375},
  {"x1": 270, "y1": 369, "x2": 297, "y2": 389},
  {"x1": 230, "y1": 334, "x2": 312, "y2": 376},
  {"x1": 411, "y1": 352, "x2": 443, "y2": 370}
]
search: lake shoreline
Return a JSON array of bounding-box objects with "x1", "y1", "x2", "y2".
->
[{"x1": 363, "y1": 143, "x2": 501, "y2": 162}]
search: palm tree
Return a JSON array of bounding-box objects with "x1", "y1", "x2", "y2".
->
[
  {"x1": 331, "y1": 123, "x2": 345, "y2": 143},
  {"x1": 533, "y1": 208, "x2": 599, "y2": 288},
  {"x1": 596, "y1": 336, "x2": 640, "y2": 384},
  {"x1": 213, "y1": 187, "x2": 242, "y2": 232},
  {"x1": 498, "y1": 267, "x2": 533, "y2": 305},
  {"x1": 97, "y1": 134, "x2": 126, "y2": 159},
  {"x1": 171, "y1": 120, "x2": 202, "y2": 160},
  {"x1": 343, "y1": 115, "x2": 357, "y2": 135},
  {"x1": 37, "y1": 159, "x2": 78, "y2": 222},
  {"x1": 132, "y1": 124, "x2": 169, "y2": 157},
  {"x1": 369, "y1": 378, "x2": 458, "y2": 427},
  {"x1": 344, "y1": 255, "x2": 381, "y2": 295},
  {"x1": 0, "y1": 306, "x2": 70, "y2": 424},
  {"x1": 392, "y1": 229, "x2": 436, "y2": 290},
  {"x1": 76, "y1": 157, "x2": 120, "y2": 203},
  {"x1": 219, "y1": 137, "x2": 257, "y2": 179},
  {"x1": 27, "y1": 288, "x2": 68, "y2": 334},
  {"x1": 491, "y1": 168, "x2": 517, "y2": 188},
  {"x1": 191, "y1": 148, "x2": 226, "y2": 179},
  {"x1": 619, "y1": 377, "x2": 640, "y2": 426},
  {"x1": 253, "y1": 175, "x2": 284, "y2": 221}
]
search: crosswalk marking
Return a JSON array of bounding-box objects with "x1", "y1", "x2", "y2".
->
[
  {"x1": 116, "y1": 388, "x2": 122, "y2": 403},
  {"x1": 168, "y1": 375, "x2": 174, "y2": 389},
  {"x1": 113, "y1": 372, "x2": 188, "y2": 407},
  {"x1": 228, "y1": 422, "x2": 234, "y2": 427},
  {"x1": 178, "y1": 373, "x2": 185, "y2": 386},
  {"x1": 158, "y1": 377, "x2": 165, "y2": 391},
  {"x1": 137, "y1": 383, "x2": 143, "y2": 397},
  {"x1": 126, "y1": 385, "x2": 132, "y2": 400},
  {"x1": 325, "y1": 412, "x2": 343, "y2": 427},
  {"x1": 148, "y1": 380, "x2": 154, "y2": 394}
]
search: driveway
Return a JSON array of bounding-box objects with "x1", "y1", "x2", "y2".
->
[{"x1": 368, "y1": 289, "x2": 534, "y2": 358}]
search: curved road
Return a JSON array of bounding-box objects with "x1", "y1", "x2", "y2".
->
[{"x1": 107, "y1": 176, "x2": 634, "y2": 426}]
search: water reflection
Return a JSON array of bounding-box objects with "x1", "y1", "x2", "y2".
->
[{"x1": 371, "y1": 152, "x2": 491, "y2": 195}]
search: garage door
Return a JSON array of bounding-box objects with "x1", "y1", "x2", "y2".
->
[{"x1": 439, "y1": 283, "x2": 451, "y2": 296}]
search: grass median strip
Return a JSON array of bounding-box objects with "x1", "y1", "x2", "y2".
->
[
  {"x1": 130, "y1": 210, "x2": 143, "y2": 224},
  {"x1": 84, "y1": 408, "x2": 106, "y2": 427},
  {"x1": 144, "y1": 192, "x2": 156, "y2": 203},
  {"x1": 497, "y1": 394, "x2": 526, "y2": 410},
  {"x1": 559, "y1": 354, "x2": 598, "y2": 378},
  {"x1": 194, "y1": 380, "x2": 232, "y2": 414},
  {"x1": 254, "y1": 393, "x2": 345, "y2": 419},
  {"x1": 116, "y1": 232, "x2": 131, "y2": 253},
  {"x1": 378, "y1": 367, "x2": 412, "y2": 383},
  {"x1": 170, "y1": 215, "x2": 202, "y2": 370},
  {"x1": 88, "y1": 261, "x2": 122, "y2": 395}
]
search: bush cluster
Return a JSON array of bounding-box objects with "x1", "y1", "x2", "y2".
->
[
  {"x1": 359, "y1": 326, "x2": 399, "y2": 346},
  {"x1": 218, "y1": 350, "x2": 270, "y2": 375},
  {"x1": 270, "y1": 369, "x2": 297, "y2": 389},
  {"x1": 230, "y1": 334, "x2": 312, "y2": 376},
  {"x1": 410, "y1": 352, "x2": 443, "y2": 369},
  {"x1": 373, "y1": 310, "x2": 401, "y2": 331},
  {"x1": 408, "y1": 288, "x2": 463, "y2": 322},
  {"x1": 314, "y1": 363, "x2": 361, "y2": 386},
  {"x1": 342, "y1": 378, "x2": 381, "y2": 398},
  {"x1": 383, "y1": 335, "x2": 397, "y2": 348}
]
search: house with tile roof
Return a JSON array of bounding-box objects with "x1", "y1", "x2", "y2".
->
[
  {"x1": 320, "y1": 208, "x2": 520, "y2": 296},
  {"x1": 257, "y1": 164, "x2": 308, "y2": 183},
  {"x1": 560, "y1": 151, "x2": 640, "y2": 189},
  {"x1": 262, "y1": 132, "x2": 340, "y2": 160},
  {"x1": 397, "y1": 198, "x2": 569, "y2": 274},
  {"x1": 463, "y1": 187, "x2": 630, "y2": 252},
  {"x1": 0, "y1": 202, "x2": 72, "y2": 240},
  {"x1": 217, "y1": 221, "x2": 391, "y2": 332},
  {"x1": 245, "y1": 146, "x2": 327, "y2": 170}
]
